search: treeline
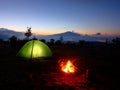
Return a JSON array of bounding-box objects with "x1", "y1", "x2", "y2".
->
[{"x1": 0, "y1": 35, "x2": 120, "y2": 48}]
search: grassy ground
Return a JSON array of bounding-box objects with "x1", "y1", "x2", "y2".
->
[{"x1": 0, "y1": 44, "x2": 119, "y2": 90}]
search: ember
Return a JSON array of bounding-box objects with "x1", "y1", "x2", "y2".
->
[{"x1": 59, "y1": 60, "x2": 77, "y2": 73}]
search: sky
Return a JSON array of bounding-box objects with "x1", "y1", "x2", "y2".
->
[{"x1": 0, "y1": 0, "x2": 120, "y2": 36}]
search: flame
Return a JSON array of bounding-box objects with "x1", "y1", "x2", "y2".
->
[{"x1": 60, "y1": 60, "x2": 76, "y2": 73}]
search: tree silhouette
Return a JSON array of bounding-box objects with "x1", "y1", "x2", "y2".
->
[
  {"x1": 55, "y1": 40, "x2": 62, "y2": 45},
  {"x1": 79, "y1": 40, "x2": 86, "y2": 47},
  {"x1": 112, "y1": 37, "x2": 120, "y2": 45},
  {"x1": 25, "y1": 27, "x2": 32, "y2": 40},
  {"x1": 9, "y1": 36, "x2": 17, "y2": 42},
  {"x1": 9, "y1": 35, "x2": 17, "y2": 48},
  {"x1": 50, "y1": 38, "x2": 55, "y2": 44},
  {"x1": 40, "y1": 39, "x2": 46, "y2": 43},
  {"x1": 60, "y1": 36, "x2": 63, "y2": 42}
]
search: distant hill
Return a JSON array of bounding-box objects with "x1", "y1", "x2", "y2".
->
[
  {"x1": 37, "y1": 31, "x2": 82, "y2": 42},
  {"x1": 0, "y1": 28, "x2": 25, "y2": 40},
  {"x1": 37, "y1": 31, "x2": 115, "y2": 42},
  {"x1": 0, "y1": 28, "x2": 116, "y2": 42}
]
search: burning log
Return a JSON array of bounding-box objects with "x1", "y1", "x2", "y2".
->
[{"x1": 59, "y1": 59, "x2": 77, "y2": 73}]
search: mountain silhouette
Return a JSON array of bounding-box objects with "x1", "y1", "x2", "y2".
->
[
  {"x1": 0, "y1": 28, "x2": 115, "y2": 42},
  {"x1": 51, "y1": 31, "x2": 82, "y2": 37},
  {"x1": 37, "y1": 31, "x2": 82, "y2": 42},
  {"x1": 37, "y1": 31, "x2": 114, "y2": 42},
  {"x1": 0, "y1": 28, "x2": 24, "y2": 40}
]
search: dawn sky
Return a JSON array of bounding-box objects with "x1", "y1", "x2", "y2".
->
[{"x1": 0, "y1": 0, "x2": 120, "y2": 35}]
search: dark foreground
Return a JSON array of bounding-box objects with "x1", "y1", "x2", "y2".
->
[{"x1": 0, "y1": 44, "x2": 119, "y2": 90}]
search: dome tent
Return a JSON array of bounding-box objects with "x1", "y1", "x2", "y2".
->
[{"x1": 17, "y1": 40, "x2": 52, "y2": 59}]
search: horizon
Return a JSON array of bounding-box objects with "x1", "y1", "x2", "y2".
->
[
  {"x1": 0, "y1": 0, "x2": 120, "y2": 36},
  {"x1": 0, "y1": 28, "x2": 120, "y2": 37},
  {"x1": 0, "y1": 27, "x2": 120, "y2": 37}
]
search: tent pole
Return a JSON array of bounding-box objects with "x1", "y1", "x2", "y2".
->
[{"x1": 31, "y1": 40, "x2": 34, "y2": 59}]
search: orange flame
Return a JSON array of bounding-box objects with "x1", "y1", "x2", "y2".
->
[{"x1": 60, "y1": 60, "x2": 76, "y2": 73}]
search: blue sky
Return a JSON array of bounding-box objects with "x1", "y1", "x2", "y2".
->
[{"x1": 0, "y1": 0, "x2": 120, "y2": 35}]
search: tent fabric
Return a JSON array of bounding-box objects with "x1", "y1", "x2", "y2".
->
[{"x1": 17, "y1": 40, "x2": 52, "y2": 59}]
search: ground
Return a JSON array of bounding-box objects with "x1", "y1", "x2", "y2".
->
[{"x1": 0, "y1": 43, "x2": 119, "y2": 90}]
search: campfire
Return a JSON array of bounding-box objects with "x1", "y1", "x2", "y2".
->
[{"x1": 59, "y1": 59, "x2": 77, "y2": 73}]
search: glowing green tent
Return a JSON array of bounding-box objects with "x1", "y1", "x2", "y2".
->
[{"x1": 17, "y1": 40, "x2": 52, "y2": 59}]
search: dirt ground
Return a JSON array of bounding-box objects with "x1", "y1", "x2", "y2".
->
[{"x1": 0, "y1": 44, "x2": 119, "y2": 90}]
